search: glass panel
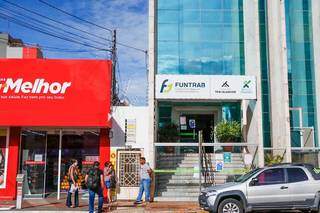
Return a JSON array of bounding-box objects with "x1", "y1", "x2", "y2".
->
[
  {"x1": 60, "y1": 130, "x2": 99, "y2": 193},
  {"x1": 158, "y1": 0, "x2": 179, "y2": 9},
  {"x1": 257, "y1": 168, "x2": 285, "y2": 185},
  {"x1": 45, "y1": 133, "x2": 60, "y2": 195},
  {"x1": 158, "y1": 23, "x2": 179, "y2": 41},
  {"x1": 21, "y1": 130, "x2": 47, "y2": 197},
  {"x1": 202, "y1": 11, "x2": 223, "y2": 23},
  {"x1": 181, "y1": 0, "x2": 200, "y2": 9},
  {"x1": 158, "y1": 10, "x2": 179, "y2": 23},
  {"x1": 0, "y1": 129, "x2": 7, "y2": 189},
  {"x1": 157, "y1": 0, "x2": 245, "y2": 75},
  {"x1": 200, "y1": 0, "x2": 222, "y2": 9},
  {"x1": 287, "y1": 168, "x2": 308, "y2": 183},
  {"x1": 181, "y1": 10, "x2": 200, "y2": 23}
]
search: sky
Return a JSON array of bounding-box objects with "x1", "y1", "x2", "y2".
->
[{"x1": 0, "y1": 0, "x2": 148, "y2": 105}]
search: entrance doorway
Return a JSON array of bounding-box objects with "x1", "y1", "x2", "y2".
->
[
  {"x1": 20, "y1": 129, "x2": 100, "y2": 199},
  {"x1": 179, "y1": 114, "x2": 214, "y2": 143},
  {"x1": 20, "y1": 130, "x2": 59, "y2": 198}
]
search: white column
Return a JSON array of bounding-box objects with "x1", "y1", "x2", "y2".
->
[
  {"x1": 267, "y1": 0, "x2": 292, "y2": 162},
  {"x1": 57, "y1": 130, "x2": 62, "y2": 200},
  {"x1": 311, "y1": 0, "x2": 320, "y2": 147},
  {"x1": 243, "y1": 0, "x2": 264, "y2": 167},
  {"x1": 148, "y1": 0, "x2": 156, "y2": 168}
]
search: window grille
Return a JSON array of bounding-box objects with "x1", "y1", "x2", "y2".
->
[{"x1": 118, "y1": 152, "x2": 141, "y2": 187}]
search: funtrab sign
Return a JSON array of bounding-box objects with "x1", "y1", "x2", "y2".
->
[{"x1": 156, "y1": 74, "x2": 256, "y2": 100}]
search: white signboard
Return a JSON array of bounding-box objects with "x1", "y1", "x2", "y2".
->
[
  {"x1": 125, "y1": 119, "x2": 136, "y2": 143},
  {"x1": 156, "y1": 74, "x2": 256, "y2": 100}
]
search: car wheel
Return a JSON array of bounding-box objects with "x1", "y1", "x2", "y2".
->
[{"x1": 218, "y1": 198, "x2": 244, "y2": 213}]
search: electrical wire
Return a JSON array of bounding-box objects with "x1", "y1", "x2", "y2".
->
[
  {"x1": 0, "y1": 6, "x2": 110, "y2": 48},
  {"x1": 2, "y1": 0, "x2": 147, "y2": 54},
  {"x1": 1, "y1": 0, "x2": 109, "y2": 42},
  {"x1": 0, "y1": 37, "x2": 110, "y2": 54},
  {"x1": 38, "y1": 0, "x2": 113, "y2": 32},
  {"x1": 0, "y1": 13, "x2": 111, "y2": 52}
]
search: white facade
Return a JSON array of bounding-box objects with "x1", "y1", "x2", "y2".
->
[{"x1": 111, "y1": 106, "x2": 150, "y2": 200}]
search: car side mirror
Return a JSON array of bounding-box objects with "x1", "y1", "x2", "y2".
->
[{"x1": 249, "y1": 177, "x2": 258, "y2": 186}]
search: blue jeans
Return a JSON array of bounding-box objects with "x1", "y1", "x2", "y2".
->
[
  {"x1": 66, "y1": 183, "x2": 79, "y2": 207},
  {"x1": 136, "y1": 179, "x2": 151, "y2": 202},
  {"x1": 88, "y1": 188, "x2": 103, "y2": 213}
]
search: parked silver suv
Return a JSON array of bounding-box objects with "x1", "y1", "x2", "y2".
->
[{"x1": 199, "y1": 164, "x2": 320, "y2": 213}]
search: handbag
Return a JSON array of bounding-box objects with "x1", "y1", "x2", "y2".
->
[{"x1": 69, "y1": 183, "x2": 78, "y2": 193}]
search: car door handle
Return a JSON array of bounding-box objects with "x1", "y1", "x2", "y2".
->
[{"x1": 280, "y1": 186, "x2": 288, "y2": 190}]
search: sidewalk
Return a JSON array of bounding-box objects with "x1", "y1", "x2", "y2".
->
[{"x1": 0, "y1": 198, "x2": 205, "y2": 212}]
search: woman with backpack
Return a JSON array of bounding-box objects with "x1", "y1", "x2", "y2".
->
[
  {"x1": 104, "y1": 162, "x2": 116, "y2": 203},
  {"x1": 66, "y1": 159, "x2": 79, "y2": 208}
]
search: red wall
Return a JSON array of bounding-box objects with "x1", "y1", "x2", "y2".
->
[{"x1": 0, "y1": 127, "x2": 21, "y2": 200}]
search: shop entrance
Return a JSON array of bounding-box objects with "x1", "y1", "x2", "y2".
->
[
  {"x1": 20, "y1": 129, "x2": 100, "y2": 199},
  {"x1": 20, "y1": 130, "x2": 59, "y2": 198}
]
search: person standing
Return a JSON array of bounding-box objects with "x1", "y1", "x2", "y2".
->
[
  {"x1": 134, "y1": 157, "x2": 152, "y2": 204},
  {"x1": 85, "y1": 161, "x2": 104, "y2": 213},
  {"x1": 66, "y1": 159, "x2": 79, "y2": 208},
  {"x1": 104, "y1": 162, "x2": 116, "y2": 203}
]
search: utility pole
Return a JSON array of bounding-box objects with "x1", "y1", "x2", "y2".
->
[{"x1": 111, "y1": 29, "x2": 117, "y2": 105}]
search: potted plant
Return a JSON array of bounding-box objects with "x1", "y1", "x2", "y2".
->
[
  {"x1": 158, "y1": 123, "x2": 179, "y2": 153},
  {"x1": 264, "y1": 154, "x2": 283, "y2": 166},
  {"x1": 214, "y1": 120, "x2": 241, "y2": 152}
]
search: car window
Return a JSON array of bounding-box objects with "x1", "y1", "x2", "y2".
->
[
  {"x1": 303, "y1": 164, "x2": 320, "y2": 180},
  {"x1": 287, "y1": 168, "x2": 308, "y2": 183},
  {"x1": 256, "y1": 168, "x2": 285, "y2": 185}
]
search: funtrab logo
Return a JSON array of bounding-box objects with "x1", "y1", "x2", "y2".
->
[
  {"x1": 160, "y1": 79, "x2": 173, "y2": 93},
  {"x1": 0, "y1": 78, "x2": 72, "y2": 94}
]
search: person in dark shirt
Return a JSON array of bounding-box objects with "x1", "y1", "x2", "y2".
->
[{"x1": 85, "y1": 161, "x2": 104, "y2": 213}]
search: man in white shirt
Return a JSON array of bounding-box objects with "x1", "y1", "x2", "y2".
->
[{"x1": 134, "y1": 157, "x2": 152, "y2": 204}]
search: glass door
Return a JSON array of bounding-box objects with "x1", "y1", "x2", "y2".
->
[
  {"x1": 45, "y1": 132, "x2": 60, "y2": 197},
  {"x1": 21, "y1": 130, "x2": 47, "y2": 198}
]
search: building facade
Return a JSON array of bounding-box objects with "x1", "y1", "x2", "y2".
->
[
  {"x1": 148, "y1": 0, "x2": 320, "y2": 198},
  {"x1": 0, "y1": 34, "x2": 112, "y2": 201}
]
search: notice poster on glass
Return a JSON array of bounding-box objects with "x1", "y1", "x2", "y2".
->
[{"x1": 0, "y1": 129, "x2": 8, "y2": 189}]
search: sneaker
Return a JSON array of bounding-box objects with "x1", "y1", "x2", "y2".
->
[{"x1": 134, "y1": 201, "x2": 142, "y2": 205}]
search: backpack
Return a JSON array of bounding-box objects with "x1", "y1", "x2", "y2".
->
[{"x1": 86, "y1": 168, "x2": 100, "y2": 191}]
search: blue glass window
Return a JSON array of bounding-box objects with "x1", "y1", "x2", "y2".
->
[{"x1": 157, "y1": 0, "x2": 245, "y2": 75}]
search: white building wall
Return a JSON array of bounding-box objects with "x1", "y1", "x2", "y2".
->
[
  {"x1": 267, "y1": 0, "x2": 292, "y2": 162},
  {"x1": 6, "y1": 47, "x2": 23, "y2": 58},
  {"x1": 111, "y1": 106, "x2": 151, "y2": 160},
  {"x1": 243, "y1": 0, "x2": 264, "y2": 167},
  {"x1": 111, "y1": 106, "x2": 150, "y2": 200}
]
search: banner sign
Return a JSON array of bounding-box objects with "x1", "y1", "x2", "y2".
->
[
  {"x1": 0, "y1": 59, "x2": 112, "y2": 127},
  {"x1": 156, "y1": 74, "x2": 256, "y2": 100}
]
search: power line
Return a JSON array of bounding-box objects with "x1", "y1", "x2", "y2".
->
[
  {"x1": 38, "y1": 0, "x2": 113, "y2": 33},
  {"x1": 0, "y1": 6, "x2": 110, "y2": 48},
  {"x1": 2, "y1": 0, "x2": 147, "y2": 54},
  {"x1": 1, "y1": 0, "x2": 110, "y2": 42},
  {"x1": 0, "y1": 13, "x2": 111, "y2": 52}
]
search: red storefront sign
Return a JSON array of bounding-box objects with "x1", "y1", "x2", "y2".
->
[{"x1": 0, "y1": 59, "x2": 112, "y2": 127}]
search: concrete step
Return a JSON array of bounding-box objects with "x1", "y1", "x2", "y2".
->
[
  {"x1": 154, "y1": 196, "x2": 198, "y2": 202},
  {"x1": 161, "y1": 191, "x2": 200, "y2": 197},
  {"x1": 158, "y1": 187, "x2": 200, "y2": 192}
]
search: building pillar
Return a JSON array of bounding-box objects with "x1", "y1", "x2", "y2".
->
[
  {"x1": 243, "y1": 0, "x2": 264, "y2": 167},
  {"x1": 0, "y1": 127, "x2": 21, "y2": 201},
  {"x1": 148, "y1": 0, "x2": 156, "y2": 168},
  {"x1": 311, "y1": 0, "x2": 320, "y2": 147},
  {"x1": 99, "y1": 128, "x2": 110, "y2": 168},
  {"x1": 99, "y1": 128, "x2": 110, "y2": 199},
  {"x1": 267, "y1": 0, "x2": 292, "y2": 162}
]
